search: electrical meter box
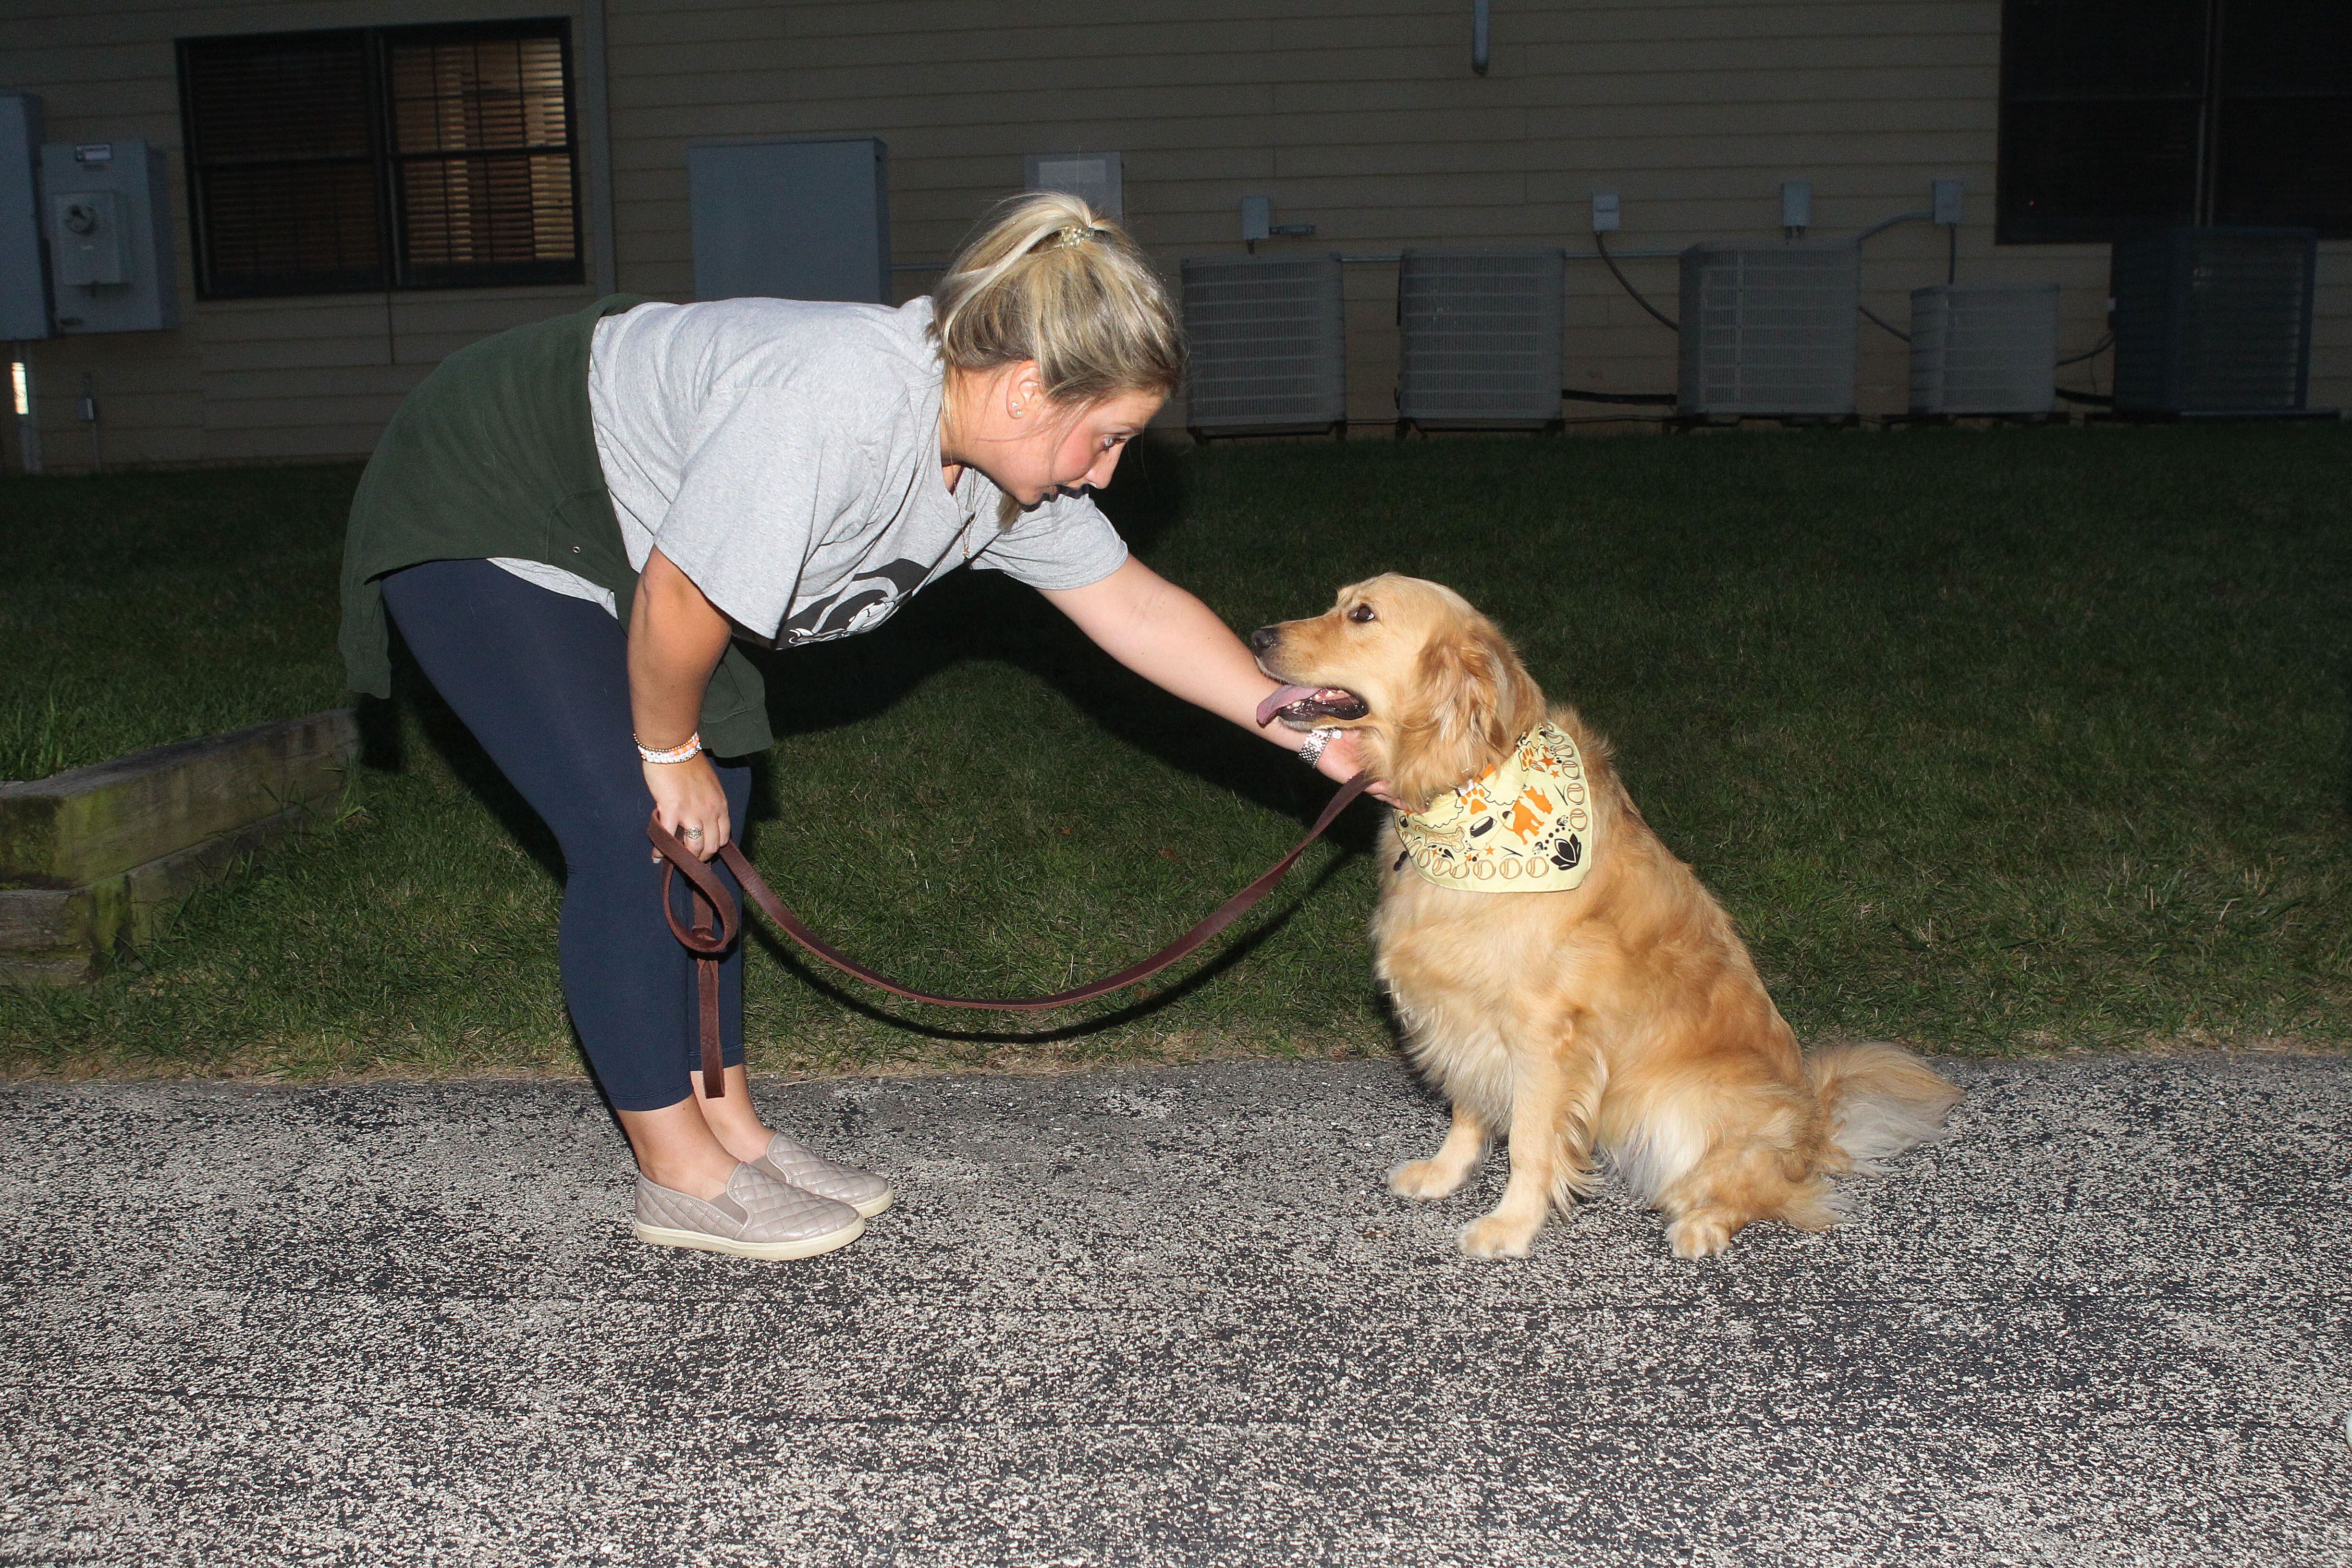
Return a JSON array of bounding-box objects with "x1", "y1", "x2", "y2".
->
[
  {"x1": 0, "y1": 93, "x2": 50, "y2": 340},
  {"x1": 688, "y1": 136, "x2": 890, "y2": 304},
  {"x1": 53, "y1": 190, "x2": 126, "y2": 286},
  {"x1": 40, "y1": 138, "x2": 179, "y2": 334}
]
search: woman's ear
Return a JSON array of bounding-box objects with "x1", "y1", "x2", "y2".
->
[{"x1": 1004, "y1": 360, "x2": 1046, "y2": 418}]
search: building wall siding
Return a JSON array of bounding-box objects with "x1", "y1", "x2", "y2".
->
[{"x1": 3, "y1": 0, "x2": 2344, "y2": 470}]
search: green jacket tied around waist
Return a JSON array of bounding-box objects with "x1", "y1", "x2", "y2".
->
[{"x1": 338, "y1": 293, "x2": 775, "y2": 758}]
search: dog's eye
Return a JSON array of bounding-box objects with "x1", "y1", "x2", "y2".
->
[{"x1": 1347, "y1": 603, "x2": 1377, "y2": 624}]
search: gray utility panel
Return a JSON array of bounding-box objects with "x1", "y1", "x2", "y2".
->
[
  {"x1": 40, "y1": 138, "x2": 178, "y2": 334},
  {"x1": 1179, "y1": 253, "x2": 1348, "y2": 438},
  {"x1": 0, "y1": 93, "x2": 49, "y2": 340},
  {"x1": 1678, "y1": 242, "x2": 1858, "y2": 417},
  {"x1": 688, "y1": 136, "x2": 890, "y2": 304},
  {"x1": 2111, "y1": 227, "x2": 2320, "y2": 416},
  {"x1": 1909, "y1": 283, "x2": 2059, "y2": 416},
  {"x1": 1023, "y1": 151, "x2": 1122, "y2": 220},
  {"x1": 1397, "y1": 247, "x2": 1565, "y2": 430}
]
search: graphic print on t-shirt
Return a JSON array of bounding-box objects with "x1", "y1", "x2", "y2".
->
[
  {"x1": 587, "y1": 298, "x2": 1131, "y2": 645},
  {"x1": 779, "y1": 557, "x2": 938, "y2": 643}
]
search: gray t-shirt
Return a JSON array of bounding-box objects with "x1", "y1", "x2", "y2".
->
[{"x1": 492, "y1": 295, "x2": 1128, "y2": 639}]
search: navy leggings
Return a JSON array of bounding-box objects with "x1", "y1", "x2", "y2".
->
[{"x1": 381, "y1": 558, "x2": 750, "y2": 1111}]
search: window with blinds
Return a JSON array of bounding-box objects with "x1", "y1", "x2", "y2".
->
[
  {"x1": 1998, "y1": 0, "x2": 2352, "y2": 242},
  {"x1": 2211, "y1": 0, "x2": 2352, "y2": 231},
  {"x1": 178, "y1": 20, "x2": 583, "y2": 298}
]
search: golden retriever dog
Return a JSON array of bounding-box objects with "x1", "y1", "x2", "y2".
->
[{"x1": 1251, "y1": 576, "x2": 1957, "y2": 1259}]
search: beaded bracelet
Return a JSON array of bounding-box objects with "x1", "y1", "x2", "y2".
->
[{"x1": 636, "y1": 732, "x2": 703, "y2": 765}]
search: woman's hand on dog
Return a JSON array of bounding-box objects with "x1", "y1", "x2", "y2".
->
[{"x1": 1316, "y1": 730, "x2": 1401, "y2": 807}]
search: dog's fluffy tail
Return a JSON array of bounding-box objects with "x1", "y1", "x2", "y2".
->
[{"x1": 1806, "y1": 1043, "x2": 1960, "y2": 1176}]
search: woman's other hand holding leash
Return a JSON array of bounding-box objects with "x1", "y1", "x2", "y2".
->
[
  {"x1": 644, "y1": 751, "x2": 730, "y2": 861},
  {"x1": 631, "y1": 548, "x2": 736, "y2": 862}
]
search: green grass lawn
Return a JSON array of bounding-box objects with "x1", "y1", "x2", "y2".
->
[
  {"x1": 0, "y1": 464, "x2": 359, "y2": 781},
  {"x1": 3, "y1": 424, "x2": 2349, "y2": 1080}
]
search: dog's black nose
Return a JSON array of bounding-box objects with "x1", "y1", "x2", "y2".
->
[{"x1": 1248, "y1": 625, "x2": 1280, "y2": 652}]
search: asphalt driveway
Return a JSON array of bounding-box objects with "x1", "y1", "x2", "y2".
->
[{"x1": 2, "y1": 1052, "x2": 2346, "y2": 1567}]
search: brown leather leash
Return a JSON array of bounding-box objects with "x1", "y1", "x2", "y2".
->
[{"x1": 650, "y1": 773, "x2": 1374, "y2": 1096}]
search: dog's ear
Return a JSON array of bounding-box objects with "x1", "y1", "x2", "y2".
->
[
  {"x1": 1394, "y1": 620, "x2": 1544, "y2": 809},
  {"x1": 1418, "y1": 629, "x2": 1518, "y2": 760}
]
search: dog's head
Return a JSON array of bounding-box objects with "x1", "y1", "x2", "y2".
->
[{"x1": 1249, "y1": 575, "x2": 1546, "y2": 812}]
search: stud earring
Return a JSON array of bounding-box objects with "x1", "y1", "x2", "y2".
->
[{"x1": 1010, "y1": 403, "x2": 1025, "y2": 417}]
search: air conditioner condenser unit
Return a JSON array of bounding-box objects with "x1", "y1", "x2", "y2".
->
[
  {"x1": 1678, "y1": 243, "x2": 1857, "y2": 418},
  {"x1": 2111, "y1": 227, "x2": 2320, "y2": 416},
  {"x1": 1397, "y1": 247, "x2": 1564, "y2": 429},
  {"x1": 1180, "y1": 254, "x2": 1348, "y2": 438},
  {"x1": 1909, "y1": 283, "x2": 2059, "y2": 416}
]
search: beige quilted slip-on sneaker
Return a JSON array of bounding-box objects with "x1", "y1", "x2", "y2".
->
[
  {"x1": 633, "y1": 1162, "x2": 865, "y2": 1260},
  {"x1": 751, "y1": 1131, "x2": 894, "y2": 1218}
]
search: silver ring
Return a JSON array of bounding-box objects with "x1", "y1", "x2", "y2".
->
[{"x1": 681, "y1": 827, "x2": 704, "y2": 840}]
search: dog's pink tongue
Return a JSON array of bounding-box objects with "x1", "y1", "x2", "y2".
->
[{"x1": 1257, "y1": 684, "x2": 1319, "y2": 727}]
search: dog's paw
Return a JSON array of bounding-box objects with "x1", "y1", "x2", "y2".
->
[
  {"x1": 1458, "y1": 1212, "x2": 1539, "y2": 1258},
  {"x1": 1388, "y1": 1158, "x2": 1469, "y2": 1200},
  {"x1": 1665, "y1": 1215, "x2": 1733, "y2": 1259}
]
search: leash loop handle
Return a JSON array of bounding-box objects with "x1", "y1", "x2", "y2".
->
[
  {"x1": 659, "y1": 859, "x2": 738, "y2": 955},
  {"x1": 655, "y1": 848, "x2": 740, "y2": 1096},
  {"x1": 645, "y1": 772, "x2": 1372, "y2": 1015}
]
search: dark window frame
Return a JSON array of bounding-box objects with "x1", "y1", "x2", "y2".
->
[
  {"x1": 177, "y1": 18, "x2": 585, "y2": 300},
  {"x1": 1997, "y1": 0, "x2": 2352, "y2": 243}
]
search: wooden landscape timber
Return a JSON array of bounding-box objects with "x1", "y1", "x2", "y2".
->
[{"x1": 0, "y1": 710, "x2": 358, "y2": 985}]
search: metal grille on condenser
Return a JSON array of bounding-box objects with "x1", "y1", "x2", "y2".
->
[
  {"x1": 1677, "y1": 244, "x2": 1860, "y2": 418},
  {"x1": 1910, "y1": 283, "x2": 2060, "y2": 416},
  {"x1": 2112, "y1": 227, "x2": 2319, "y2": 414},
  {"x1": 2178, "y1": 239, "x2": 2313, "y2": 408},
  {"x1": 1397, "y1": 249, "x2": 1566, "y2": 428},
  {"x1": 1179, "y1": 255, "x2": 1348, "y2": 433}
]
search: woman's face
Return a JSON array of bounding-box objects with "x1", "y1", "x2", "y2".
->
[
  {"x1": 1024, "y1": 389, "x2": 1165, "y2": 503},
  {"x1": 951, "y1": 363, "x2": 1164, "y2": 506}
]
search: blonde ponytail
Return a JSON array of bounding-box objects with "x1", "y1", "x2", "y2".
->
[{"x1": 930, "y1": 191, "x2": 1183, "y2": 408}]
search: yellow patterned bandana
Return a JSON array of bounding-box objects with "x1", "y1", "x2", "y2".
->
[{"x1": 1396, "y1": 721, "x2": 1593, "y2": 893}]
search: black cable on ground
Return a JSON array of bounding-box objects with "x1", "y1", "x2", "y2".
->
[
  {"x1": 2057, "y1": 333, "x2": 2115, "y2": 368},
  {"x1": 2055, "y1": 387, "x2": 2114, "y2": 406},
  {"x1": 1595, "y1": 231, "x2": 1679, "y2": 332},
  {"x1": 1860, "y1": 304, "x2": 1911, "y2": 342},
  {"x1": 1562, "y1": 388, "x2": 1678, "y2": 405}
]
